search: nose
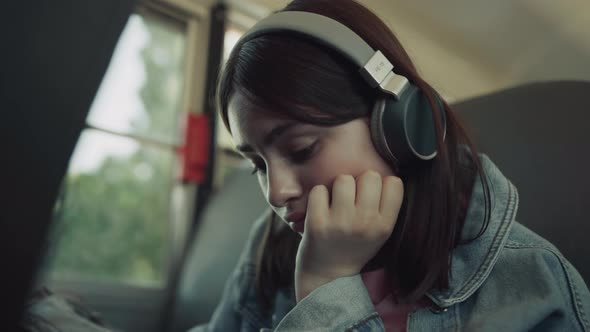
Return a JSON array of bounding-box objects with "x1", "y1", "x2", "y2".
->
[{"x1": 265, "y1": 162, "x2": 303, "y2": 208}]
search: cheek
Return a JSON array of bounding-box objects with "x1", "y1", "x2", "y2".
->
[
  {"x1": 304, "y1": 148, "x2": 368, "y2": 188},
  {"x1": 304, "y1": 142, "x2": 395, "y2": 189}
]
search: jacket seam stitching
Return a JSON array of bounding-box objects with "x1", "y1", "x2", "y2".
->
[
  {"x1": 345, "y1": 312, "x2": 381, "y2": 332},
  {"x1": 503, "y1": 243, "x2": 589, "y2": 331},
  {"x1": 564, "y1": 260, "x2": 590, "y2": 332},
  {"x1": 454, "y1": 301, "x2": 461, "y2": 332},
  {"x1": 450, "y1": 180, "x2": 518, "y2": 302}
]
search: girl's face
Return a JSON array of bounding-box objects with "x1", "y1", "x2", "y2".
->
[{"x1": 228, "y1": 92, "x2": 396, "y2": 233}]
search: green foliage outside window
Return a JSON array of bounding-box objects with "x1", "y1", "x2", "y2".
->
[{"x1": 46, "y1": 12, "x2": 187, "y2": 286}]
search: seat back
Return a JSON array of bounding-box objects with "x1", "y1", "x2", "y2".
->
[
  {"x1": 171, "y1": 165, "x2": 268, "y2": 331},
  {"x1": 452, "y1": 81, "x2": 590, "y2": 282}
]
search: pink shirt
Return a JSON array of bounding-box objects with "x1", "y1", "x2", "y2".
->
[{"x1": 361, "y1": 269, "x2": 429, "y2": 332}]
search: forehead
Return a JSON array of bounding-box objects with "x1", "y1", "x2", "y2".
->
[{"x1": 227, "y1": 92, "x2": 294, "y2": 143}]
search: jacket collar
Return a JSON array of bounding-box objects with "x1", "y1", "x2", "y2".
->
[{"x1": 426, "y1": 154, "x2": 519, "y2": 308}]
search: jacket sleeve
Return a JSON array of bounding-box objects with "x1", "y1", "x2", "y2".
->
[
  {"x1": 468, "y1": 241, "x2": 590, "y2": 332},
  {"x1": 514, "y1": 228, "x2": 590, "y2": 332},
  {"x1": 558, "y1": 257, "x2": 590, "y2": 331},
  {"x1": 271, "y1": 274, "x2": 385, "y2": 332}
]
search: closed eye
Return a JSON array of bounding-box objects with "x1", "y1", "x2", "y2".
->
[
  {"x1": 249, "y1": 141, "x2": 318, "y2": 175},
  {"x1": 289, "y1": 141, "x2": 318, "y2": 164}
]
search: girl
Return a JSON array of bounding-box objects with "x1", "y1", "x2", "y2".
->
[{"x1": 191, "y1": 0, "x2": 590, "y2": 331}]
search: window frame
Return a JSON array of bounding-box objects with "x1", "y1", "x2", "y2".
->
[{"x1": 45, "y1": 0, "x2": 210, "y2": 295}]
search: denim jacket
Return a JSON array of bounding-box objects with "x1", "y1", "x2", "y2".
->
[{"x1": 190, "y1": 154, "x2": 590, "y2": 331}]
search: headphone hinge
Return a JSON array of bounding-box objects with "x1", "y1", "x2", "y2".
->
[
  {"x1": 361, "y1": 50, "x2": 409, "y2": 99},
  {"x1": 361, "y1": 50, "x2": 393, "y2": 87},
  {"x1": 380, "y1": 71, "x2": 409, "y2": 100}
]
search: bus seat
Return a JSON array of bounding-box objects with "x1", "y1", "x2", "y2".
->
[
  {"x1": 170, "y1": 164, "x2": 268, "y2": 331},
  {"x1": 454, "y1": 80, "x2": 590, "y2": 283}
]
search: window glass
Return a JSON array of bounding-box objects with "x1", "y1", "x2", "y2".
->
[
  {"x1": 86, "y1": 13, "x2": 187, "y2": 144},
  {"x1": 49, "y1": 130, "x2": 175, "y2": 285},
  {"x1": 46, "y1": 10, "x2": 188, "y2": 287}
]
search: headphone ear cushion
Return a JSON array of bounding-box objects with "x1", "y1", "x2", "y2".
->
[
  {"x1": 370, "y1": 97, "x2": 400, "y2": 166},
  {"x1": 370, "y1": 85, "x2": 446, "y2": 166}
]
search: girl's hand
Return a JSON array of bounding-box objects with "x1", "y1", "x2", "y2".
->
[{"x1": 294, "y1": 171, "x2": 404, "y2": 301}]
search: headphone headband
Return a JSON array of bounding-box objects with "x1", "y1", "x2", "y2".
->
[
  {"x1": 238, "y1": 11, "x2": 409, "y2": 99},
  {"x1": 235, "y1": 10, "x2": 446, "y2": 164}
]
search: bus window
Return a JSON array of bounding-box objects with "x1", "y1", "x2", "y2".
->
[{"x1": 46, "y1": 10, "x2": 188, "y2": 287}]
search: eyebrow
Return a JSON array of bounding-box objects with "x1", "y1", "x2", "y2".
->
[{"x1": 236, "y1": 122, "x2": 297, "y2": 153}]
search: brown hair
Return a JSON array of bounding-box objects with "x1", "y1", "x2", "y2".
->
[{"x1": 217, "y1": 0, "x2": 490, "y2": 312}]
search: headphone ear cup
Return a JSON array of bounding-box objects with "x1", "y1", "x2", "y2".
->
[
  {"x1": 371, "y1": 84, "x2": 447, "y2": 166},
  {"x1": 370, "y1": 97, "x2": 400, "y2": 166}
]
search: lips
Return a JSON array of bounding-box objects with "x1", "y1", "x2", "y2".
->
[
  {"x1": 285, "y1": 211, "x2": 306, "y2": 223},
  {"x1": 285, "y1": 211, "x2": 306, "y2": 233}
]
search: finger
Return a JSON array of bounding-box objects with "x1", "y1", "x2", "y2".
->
[
  {"x1": 307, "y1": 184, "x2": 330, "y2": 231},
  {"x1": 380, "y1": 176, "x2": 404, "y2": 220},
  {"x1": 331, "y1": 175, "x2": 356, "y2": 212},
  {"x1": 355, "y1": 170, "x2": 382, "y2": 212}
]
